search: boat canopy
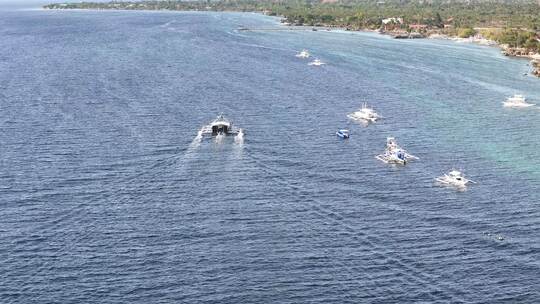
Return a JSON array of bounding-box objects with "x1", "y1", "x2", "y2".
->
[
  {"x1": 210, "y1": 114, "x2": 232, "y2": 135},
  {"x1": 449, "y1": 170, "x2": 462, "y2": 176}
]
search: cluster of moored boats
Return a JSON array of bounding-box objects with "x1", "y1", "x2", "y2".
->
[
  {"x1": 333, "y1": 92, "x2": 534, "y2": 189},
  {"x1": 199, "y1": 53, "x2": 536, "y2": 190},
  {"x1": 200, "y1": 112, "x2": 472, "y2": 189},
  {"x1": 342, "y1": 104, "x2": 475, "y2": 189}
]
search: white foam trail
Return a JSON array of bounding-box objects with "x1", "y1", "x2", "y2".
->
[
  {"x1": 175, "y1": 128, "x2": 205, "y2": 174},
  {"x1": 189, "y1": 128, "x2": 204, "y2": 150},
  {"x1": 235, "y1": 42, "x2": 296, "y2": 52},
  {"x1": 159, "y1": 20, "x2": 175, "y2": 28},
  {"x1": 215, "y1": 133, "x2": 225, "y2": 143},
  {"x1": 234, "y1": 129, "x2": 244, "y2": 145},
  {"x1": 231, "y1": 140, "x2": 245, "y2": 161}
]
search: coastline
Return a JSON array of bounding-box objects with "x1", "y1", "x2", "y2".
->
[
  {"x1": 278, "y1": 20, "x2": 540, "y2": 78},
  {"x1": 42, "y1": 5, "x2": 540, "y2": 77},
  {"x1": 236, "y1": 9, "x2": 540, "y2": 77}
]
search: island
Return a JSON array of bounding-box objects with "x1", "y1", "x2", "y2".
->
[{"x1": 44, "y1": 0, "x2": 540, "y2": 77}]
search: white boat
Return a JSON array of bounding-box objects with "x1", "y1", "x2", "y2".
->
[
  {"x1": 376, "y1": 137, "x2": 418, "y2": 165},
  {"x1": 295, "y1": 49, "x2": 310, "y2": 58},
  {"x1": 308, "y1": 59, "x2": 325, "y2": 66},
  {"x1": 385, "y1": 137, "x2": 417, "y2": 159},
  {"x1": 503, "y1": 95, "x2": 535, "y2": 108},
  {"x1": 199, "y1": 114, "x2": 242, "y2": 138},
  {"x1": 336, "y1": 129, "x2": 350, "y2": 139},
  {"x1": 435, "y1": 170, "x2": 475, "y2": 188},
  {"x1": 347, "y1": 103, "x2": 381, "y2": 123},
  {"x1": 375, "y1": 149, "x2": 408, "y2": 165}
]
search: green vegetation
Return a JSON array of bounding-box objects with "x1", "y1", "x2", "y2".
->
[
  {"x1": 477, "y1": 28, "x2": 540, "y2": 51},
  {"x1": 458, "y1": 28, "x2": 476, "y2": 38},
  {"x1": 498, "y1": 29, "x2": 540, "y2": 49},
  {"x1": 45, "y1": 0, "x2": 540, "y2": 53}
]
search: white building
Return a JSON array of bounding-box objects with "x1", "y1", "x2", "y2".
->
[{"x1": 382, "y1": 17, "x2": 403, "y2": 25}]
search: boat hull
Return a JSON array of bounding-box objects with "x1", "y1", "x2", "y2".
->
[
  {"x1": 503, "y1": 102, "x2": 535, "y2": 108},
  {"x1": 435, "y1": 179, "x2": 468, "y2": 188},
  {"x1": 376, "y1": 154, "x2": 406, "y2": 165},
  {"x1": 435, "y1": 176, "x2": 470, "y2": 188},
  {"x1": 336, "y1": 131, "x2": 350, "y2": 139}
]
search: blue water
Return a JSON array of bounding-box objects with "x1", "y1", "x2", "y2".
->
[{"x1": 1, "y1": 8, "x2": 539, "y2": 303}]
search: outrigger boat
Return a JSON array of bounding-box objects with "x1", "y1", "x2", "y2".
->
[
  {"x1": 295, "y1": 49, "x2": 310, "y2": 58},
  {"x1": 347, "y1": 103, "x2": 381, "y2": 123},
  {"x1": 375, "y1": 137, "x2": 418, "y2": 165},
  {"x1": 435, "y1": 170, "x2": 475, "y2": 188},
  {"x1": 376, "y1": 149, "x2": 408, "y2": 165},
  {"x1": 336, "y1": 129, "x2": 350, "y2": 139},
  {"x1": 503, "y1": 94, "x2": 535, "y2": 108}
]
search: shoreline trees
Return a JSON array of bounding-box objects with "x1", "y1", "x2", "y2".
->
[{"x1": 44, "y1": 0, "x2": 540, "y2": 52}]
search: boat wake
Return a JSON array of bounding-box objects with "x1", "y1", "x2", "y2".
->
[
  {"x1": 215, "y1": 133, "x2": 226, "y2": 143},
  {"x1": 159, "y1": 20, "x2": 175, "y2": 28},
  {"x1": 178, "y1": 128, "x2": 206, "y2": 170},
  {"x1": 235, "y1": 42, "x2": 296, "y2": 52},
  {"x1": 234, "y1": 129, "x2": 245, "y2": 145},
  {"x1": 189, "y1": 128, "x2": 204, "y2": 150}
]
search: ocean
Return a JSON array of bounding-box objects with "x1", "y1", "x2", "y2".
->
[{"x1": 1, "y1": 8, "x2": 539, "y2": 303}]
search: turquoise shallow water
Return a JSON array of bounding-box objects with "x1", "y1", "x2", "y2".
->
[{"x1": 0, "y1": 9, "x2": 539, "y2": 303}]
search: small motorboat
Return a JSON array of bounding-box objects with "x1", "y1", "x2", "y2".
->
[
  {"x1": 336, "y1": 129, "x2": 350, "y2": 139},
  {"x1": 503, "y1": 94, "x2": 535, "y2": 108},
  {"x1": 295, "y1": 49, "x2": 310, "y2": 58},
  {"x1": 435, "y1": 170, "x2": 475, "y2": 188},
  {"x1": 308, "y1": 59, "x2": 325, "y2": 66}
]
